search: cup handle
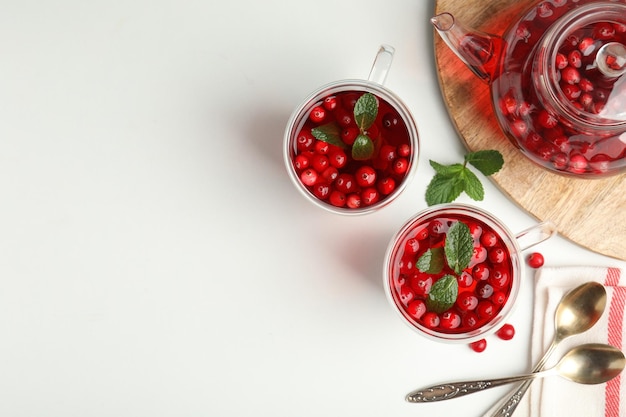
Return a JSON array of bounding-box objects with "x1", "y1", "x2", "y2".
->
[
  {"x1": 515, "y1": 221, "x2": 557, "y2": 251},
  {"x1": 367, "y1": 44, "x2": 395, "y2": 86}
]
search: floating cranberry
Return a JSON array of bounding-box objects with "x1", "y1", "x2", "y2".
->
[
  {"x1": 422, "y1": 312, "x2": 440, "y2": 329},
  {"x1": 361, "y1": 187, "x2": 380, "y2": 206},
  {"x1": 309, "y1": 106, "x2": 326, "y2": 123},
  {"x1": 398, "y1": 285, "x2": 415, "y2": 306},
  {"x1": 328, "y1": 149, "x2": 347, "y2": 169},
  {"x1": 537, "y1": 109, "x2": 559, "y2": 129},
  {"x1": 300, "y1": 169, "x2": 318, "y2": 187},
  {"x1": 463, "y1": 312, "x2": 479, "y2": 329},
  {"x1": 404, "y1": 238, "x2": 420, "y2": 255},
  {"x1": 355, "y1": 165, "x2": 376, "y2": 187},
  {"x1": 294, "y1": 154, "x2": 309, "y2": 171},
  {"x1": 312, "y1": 182, "x2": 330, "y2": 200},
  {"x1": 335, "y1": 109, "x2": 353, "y2": 127},
  {"x1": 561, "y1": 66, "x2": 581, "y2": 84},
  {"x1": 578, "y1": 37, "x2": 595, "y2": 54},
  {"x1": 397, "y1": 144, "x2": 411, "y2": 157},
  {"x1": 429, "y1": 220, "x2": 446, "y2": 236},
  {"x1": 488, "y1": 247, "x2": 507, "y2": 264},
  {"x1": 411, "y1": 274, "x2": 433, "y2": 297},
  {"x1": 527, "y1": 252, "x2": 545, "y2": 268},
  {"x1": 382, "y1": 113, "x2": 400, "y2": 129},
  {"x1": 568, "y1": 50, "x2": 582, "y2": 68},
  {"x1": 468, "y1": 222, "x2": 483, "y2": 240},
  {"x1": 334, "y1": 173, "x2": 356, "y2": 194},
  {"x1": 496, "y1": 323, "x2": 516, "y2": 341},
  {"x1": 296, "y1": 131, "x2": 315, "y2": 151},
  {"x1": 341, "y1": 127, "x2": 359, "y2": 145},
  {"x1": 472, "y1": 263, "x2": 490, "y2": 281},
  {"x1": 476, "y1": 281, "x2": 494, "y2": 299},
  {"x1": 480, "y1": 230, "x2": 498, "y2": 248},
  {"x1": 594, "y1": 22, "x2": 615, "y2": 40},
  {"x1": 415, "y1": 226, "x2": 430, "y2": 241},
  {"x1": 314, "y1": 140, "x2": 330, "y2": 154},
  {"x1": 492, "y1": 291, "x2": 507, "y2": 305},
  {"x1": 392, "y1": 158, "x2": 409, "y2": 175},
  {"x1": 407, "y1": 300, "x2": 426, "y2": 320},
  {"x1": 323, "y1": 96, "x2": 337, "y2": 111},
  {"x1": 555, "y1": 53, "x2": 568, "y2": 69},
  {"x1": 456, "y1": 292, "x2": 479, "y2": 312},
  {"x1": 561, "y1": 83, "x2": 581, "y2": 100},
  {"x1": 379, "y1": 145, "x2": 396, "y2": 162},
  {"x1": 399, "y1": 256, "x2": 415, "y2": 275},
  {"x1": 440, "y1": 311, "x2": 462, "y2": 330},
  {"x1": 471, "y1": 245, "x2": 488, "y2": 266},
  {"x1": 321, "y1": 166, "x2": 338, "y2": 183},
  {"x1": 489, "y1": 268, "x2": 510, "y2": 289},
  {"x1": 329, "y1": 190, "x2": 346, "y2": 207},
  {"x1": 377, "y1": 177, "x2": 396, "y2": 195},
  {"x1": 476, "y1": 300, "x2": 495, "y2": 319},
  {"x1": 345, "y1": 193, "x2": 361, "y2": 209},
  {"x1": 457, "y1": 271, "x2": 474, "y2": 288},
  {"x1": 469, "y1": 339, "x2": 487, "y2": 353},
  {"x1": 311, "y1": 154, "x2": 329, "y2": 172}
]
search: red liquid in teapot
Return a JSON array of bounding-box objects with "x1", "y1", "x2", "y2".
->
[
  {"x1": 388, "y1": 213, "x2": 514, "y2": 335},
  {"x1": 491, "y1": 0, "x2": 626, "y2": 176}
]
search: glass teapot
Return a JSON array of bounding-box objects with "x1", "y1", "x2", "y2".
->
[{"x1": 432, "y1": 0, "x2": 626, "y2": 177}]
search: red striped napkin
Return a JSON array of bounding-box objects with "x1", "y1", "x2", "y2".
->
[{"x1": 526, "y1": 266, "x2": 625, "y2": 417}]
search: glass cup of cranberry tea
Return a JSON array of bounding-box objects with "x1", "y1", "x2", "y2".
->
[
  {"x1": 384, "y1": 204, "x2": 556, "y2": 344},
  {"x1": 283, "y1": 45, "x2": 420, "y2": 215}
]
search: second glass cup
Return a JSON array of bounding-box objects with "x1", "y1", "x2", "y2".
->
[
  {"x1": 284, "y1": 45, "x2": 420, "y2": 215},
  {"x1": 384, "y1": 204, "x2": 556, "y2": 344}
]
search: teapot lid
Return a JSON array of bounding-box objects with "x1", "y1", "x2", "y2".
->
[{"x1": 537, "y1": 2, "x2": 626, "y2": 129}]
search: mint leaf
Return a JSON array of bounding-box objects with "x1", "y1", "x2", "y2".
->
[
  {"x1": 417, "y1": 247, "x2": 445, "y2": 274},
  {"x1": 460, "y1": 167, "x2": 484, "y2": 201},
  {"x1": 425, "y1": 150, "x2": 503, "y2": 205},
  {"x1": 429, "y1": 160, "x2": 465, "y2": 177},
  {"x1": 426, "y1": 275, "x2": 458, "y2": 313},
  {"x1": 352, "y1": 134, "x2": 375, "y2": 160},
  {"x1": 425, "y1": 173, "x2": 464, "y2": 206},
  {"x1": 311, "y1": 123, "x2": 346, "y2": 149},
  {"x1": 465, "y1": 150, "x2": 504, "y2": 176},
  {"x1": 444, "y1": 221, "x2": 474, "y2": 274},
  {"x1": 353, "y1": 93, "x2": 378, "y2": 130}
]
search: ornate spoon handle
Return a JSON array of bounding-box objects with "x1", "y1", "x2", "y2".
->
[
  {"x1": 488, "y1": 340, "x2": 558, "y2": 417},
  {"x1": 489, "y1": 379, "x2": 533, "y2": 417},
  {"x1": 406, "y1": 373, "x2": 545, "y2": 403}
]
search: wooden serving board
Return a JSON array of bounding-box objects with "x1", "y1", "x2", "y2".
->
[{"x1": 433, "y1": 0, "x2": 626, "y2": 260}]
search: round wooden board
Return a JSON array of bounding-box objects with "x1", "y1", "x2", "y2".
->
[{"x1": 433, "y1": 0, "x2": 626, "y2": 260}]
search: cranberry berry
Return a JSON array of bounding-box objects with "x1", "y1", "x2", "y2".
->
[
  {"x1": 496, "y1": 323, "x2": 516, "y2": 341},
  {"x1": 527, "y1": 252, "x2": 545, "y2": 269}
]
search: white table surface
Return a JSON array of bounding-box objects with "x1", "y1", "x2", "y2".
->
[{"x1": 1, "y1": 1, "x2": 625, "y2": 416}]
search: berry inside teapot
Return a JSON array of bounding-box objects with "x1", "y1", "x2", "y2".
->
[{"x1": 433, "y1": 0, "x2": 626, "y2": 177}]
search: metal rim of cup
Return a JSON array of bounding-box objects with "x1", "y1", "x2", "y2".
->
[
  {"x1": 383, "y1": 203, "x2": 523, "y2": 343},
  {"x1": 283, "y1": 79, "x2": 420, "y2": 215}
]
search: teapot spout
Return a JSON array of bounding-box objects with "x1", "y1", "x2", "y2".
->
[{"x1": 431, "y1": 13, "x2": 501, "y2": 83}]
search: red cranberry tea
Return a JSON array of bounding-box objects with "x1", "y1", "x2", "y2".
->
[
  {"x1": 386, "y1": 210, "x2": 517, "y2": 341},
  {"x1": 288, "y1": 89, "x2": 414, "y2": 211},
  {"x1": 492, "y1": 0, "x2": 626, "y2": 176}
]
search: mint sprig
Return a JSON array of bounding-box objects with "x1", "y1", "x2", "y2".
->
[
  {"x1": 444, "y1": 222, "x2": 474, "y2": 275},
  {"x1": 427, "y1": 275, "x2": 459, "y2": 314},
  {"x1": 311, "y1": 92, "x2": 379, "y2": 160},
  {"x1": 416, "y1": 220, "x2": 474, "y2": 313},
  {"x1": 311, "y1": 123, "x2": 345, "y2": 149},
  {"x1": 425, "y1": 150, "x2": 504, "y2": 206},
  {"x1": 416, "y1": 247, "x2": 445, "y2": 274}
]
